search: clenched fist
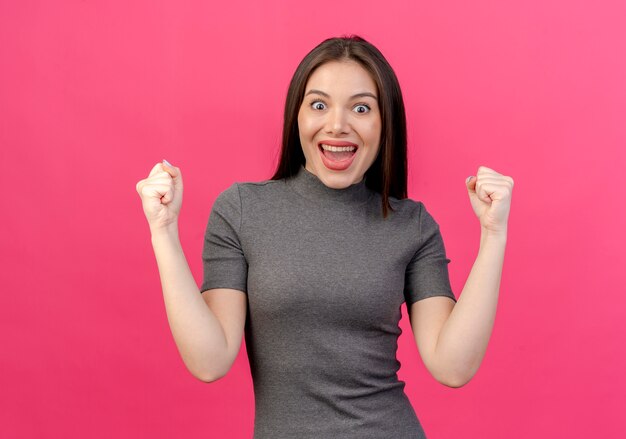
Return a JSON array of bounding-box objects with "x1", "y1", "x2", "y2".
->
[
  {"x1": 465, "y1": 166, "x2": 514, "y2": 235},
  {"x1": 136, "y1": 160, "x2": 183, "y2": 233}
]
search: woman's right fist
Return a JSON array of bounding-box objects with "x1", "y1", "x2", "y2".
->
[{"x1": 136, "y1": 160, "x2": 183, "y2": 232}]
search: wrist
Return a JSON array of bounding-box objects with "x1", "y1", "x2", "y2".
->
[
  {"x1": 480, "y1": 227, "x2": 507, "y2": 245},
  {"x1": 150, "y1": 222, "x2": 180, "y2": 241}
]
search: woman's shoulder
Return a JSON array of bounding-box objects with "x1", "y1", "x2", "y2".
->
[
  {"x1": 387, "y1": 195, "x2": 426, "y2": 217},
  {"x1": 214, "y1": 178, "x2": 289, "y2": 206},
  {"x1": 233, "y1": 177, "x2": 287, "y2": 197},
  {"x1": 384, "y1": 195, "x2": 444, "y2": 231}
]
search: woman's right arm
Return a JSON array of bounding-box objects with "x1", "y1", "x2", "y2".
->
[{"x1": 136, "y1": 161, "x2": 246, "y2": 382}]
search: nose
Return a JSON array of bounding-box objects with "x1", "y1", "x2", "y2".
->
[{"x1": 324, "y1": 107, "x2": 350, "y2": 135}]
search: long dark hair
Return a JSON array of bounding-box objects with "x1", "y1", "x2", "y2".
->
[{"x1": 271, "y1": 35, "x2": 408, "y2": 218}]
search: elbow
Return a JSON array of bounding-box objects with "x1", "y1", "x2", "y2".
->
[
  {"x1": 434, "y1": 367, "x2": 476, "y2": 388},
  {"x1": 431, "y1": 355, "x2": 481, "y2": 388},
  {"x1": 193, "y1": 368, "x2": 228, "y2": 383},
  {"x1": 187, "y1": 361, "x2": 230, "y2": 383},
  {"x1": 181, "y1": 351, "x2": 235, "y2": 383},
  {"x1": 438, "y1": 374, "x2": 472, "y2": 388}
]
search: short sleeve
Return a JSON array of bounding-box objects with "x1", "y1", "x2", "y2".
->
[
  {"x1": 403, "y1": 203, "x2": 457, "y2": 305},
  {"x1": 200, "y1": 183, "x2": 248, "y2": 294}
]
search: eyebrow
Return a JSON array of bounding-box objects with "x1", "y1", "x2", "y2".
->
[{"x1": 304, "y1": 89, "x2": 378, "y2": 100}]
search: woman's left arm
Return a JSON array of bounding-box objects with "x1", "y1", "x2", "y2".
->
[{"x1": 410, "y1": 166, "x2": 514, "y2": 387}]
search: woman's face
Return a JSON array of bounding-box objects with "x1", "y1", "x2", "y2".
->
[{"x1": 297, "y1": 60, "x2": 382, "y2": 189}]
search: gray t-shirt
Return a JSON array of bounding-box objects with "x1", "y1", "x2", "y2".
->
[{"x1": 201, "y1": 165, "x2": 456, "y2": 438}]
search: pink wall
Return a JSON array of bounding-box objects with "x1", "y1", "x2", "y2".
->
[{"x1": 1, "y1": 1, "x2": 625, "y2": 437}]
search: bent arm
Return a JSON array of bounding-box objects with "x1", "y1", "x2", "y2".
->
[
  {"x1": 411, "y1": 230, "x2": 506, "y2": 387},
  {"x1": 151, "y1": 227, "x2": 246, "y2": 382}
]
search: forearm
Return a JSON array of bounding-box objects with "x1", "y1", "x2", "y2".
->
[
  {"x1": 435, "y1": 229, "x2": 507, "y2": 385},
  {"x1": 151, "y1": 225, "x2": 229, "y2": 381}
]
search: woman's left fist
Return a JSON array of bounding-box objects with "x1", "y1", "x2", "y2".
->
[{"x1": 466, "y1": 166, "x2": 514, "y2": 235}]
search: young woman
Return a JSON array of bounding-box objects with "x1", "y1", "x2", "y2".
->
[{"x1": 136, "y1": 36, "x2": 514, "y2": 438}]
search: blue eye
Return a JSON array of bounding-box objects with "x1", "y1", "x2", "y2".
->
[
  {"x1": 354, "y1": 104, "x2": 370, "y2": 114},
  {"x1": 311, "y1": 101, "x2": 326, "y2": 110}
]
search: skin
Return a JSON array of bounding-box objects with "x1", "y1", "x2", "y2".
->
[
  {"x1": 136, "y1": 162, "x2": 246, "y2": 382},
  {"x1": 410, "y1": 167, "x2": 513, "y2": 387},
  {"x1": 136, "y1": 62, "x2": 514, "y2": 388},
  {"x1": 297, "y1": 60, "x2": 381, "y2": 188}
]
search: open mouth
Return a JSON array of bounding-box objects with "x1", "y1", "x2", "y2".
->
[
  {"x1": 318, "y1": 143, "x2": 358, "y2": 162},
  {"x1": 317, "y1": 142, "x2": 358, "y2": 171}
]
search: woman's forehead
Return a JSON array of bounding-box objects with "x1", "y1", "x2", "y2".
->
[{"x1": 305, "y1": 60, "x2": 378, "y2": 96}]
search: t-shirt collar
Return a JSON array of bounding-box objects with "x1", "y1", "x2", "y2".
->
[{"x1": 286, "y1": 165, "x2": 373, "y2": 206}]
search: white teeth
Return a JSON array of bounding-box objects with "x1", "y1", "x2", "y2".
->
[{"x1": 320, "y1": 144, "x2": 356, "y2": 152}]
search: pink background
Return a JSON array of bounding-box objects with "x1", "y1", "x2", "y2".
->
[{"x1": 1, "y1": 1, "x2": 625, "y2": 437}]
